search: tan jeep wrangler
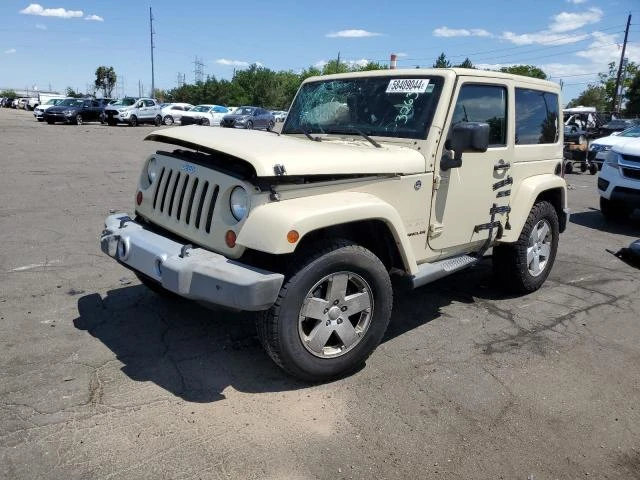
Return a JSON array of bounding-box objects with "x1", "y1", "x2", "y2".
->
[{"x1": 101, "y1": 68, "x2": 568, "y2": 381}]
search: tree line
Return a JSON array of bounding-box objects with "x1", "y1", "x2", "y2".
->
[
  {"x1": 157, "y1": 54, "x2": 550, "y2": 109},
  {"x1": 3, "y1": 54, "x2": 638, "y2": 115}
]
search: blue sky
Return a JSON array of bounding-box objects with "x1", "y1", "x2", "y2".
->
[{"x1": 0, "y1": 0, "x2": 638, "y2": 103}]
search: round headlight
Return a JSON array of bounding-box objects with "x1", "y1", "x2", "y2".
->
[
  {"x1": 230, "y1": 186, "x2": 248, "y2": 221},
  {"x1": 147, "y1": 157, "x2": 158, "y2": 183}
]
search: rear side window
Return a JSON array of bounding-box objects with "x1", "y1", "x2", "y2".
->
[
  {"x1": 452, "y1": 84, "x2": 507, "y2": 146},
  {"x1": 515, "y1": 88, "x2": 559, "y2": 145},
  {"x1": 144, "y1": 100, "x2": 155, "y2": 107}
]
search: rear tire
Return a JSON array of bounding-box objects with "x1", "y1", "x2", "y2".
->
[
  {"x1": 267, "y1": 121, "x2": 274, "y2": 131},
  {"x1": 493, "y1": 201, "x2": 559, "y2": 294},
  {"x1": 589, "y1": 163, "x2": 598, "y2": 175},
  {"x1": 246, "y1": 120, "x2": 253, "y2": 130},
  {"x1": 154, "y1": 115, "x2": 162, "y2": 126},
  {"x1": 257, "y1": 239, "x2": 393, "y2": 382}
]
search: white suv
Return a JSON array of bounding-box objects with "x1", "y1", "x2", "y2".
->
[
  {"x1": 598, "y1": 138, "x2": 640, "y2": 220},
  {"x1": 588, "y1": 125, "x2": 640, "y2": 170},
  {"x1": 104, "y1": 97, "x2": 162, "y2": 127}
]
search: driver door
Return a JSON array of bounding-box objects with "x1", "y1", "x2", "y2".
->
[{"x1": 428, "y1": 78, "x2": 513, "y2": 254}]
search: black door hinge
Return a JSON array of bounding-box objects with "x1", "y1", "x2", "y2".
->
[
  {"x1": 474, "y1": 221, "x2": 502, "y2": 233},
  {"x1": 490, "y1": 205, "x2": 511, "y2": 215},
  {"x1": 492, "y1": 176, "x2": 513, "y2": 190},
  {"x1": 496, "y1": 189, "x2": 511, "y2": 198}
]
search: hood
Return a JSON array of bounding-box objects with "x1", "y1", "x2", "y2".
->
[
  {"x1": 594, "y1": 135, "x2": 638, "y2": 148},
  {"x1": 612, "y1": 138, "x2": 640, "y2": 155},
  {"x1": 145, "y1": 125, "x2": 426, "y2": 177},
  {"x1": 181, "y1": 110, "x2": 209, "y2": 117},
  {"x1": 47, "y1": 105, "x2": 76, "y2": 113}
]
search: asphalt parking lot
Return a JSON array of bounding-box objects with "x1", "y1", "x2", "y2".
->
[{"x1": 1, "y1": 107, "x2": 639, "y2": 480}]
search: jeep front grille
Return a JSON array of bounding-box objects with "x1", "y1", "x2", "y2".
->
[{"x1": 151, "y1": 167, "x2": 220, "y2": 234}]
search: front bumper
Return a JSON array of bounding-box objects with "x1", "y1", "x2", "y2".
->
[
  {"x1": 44, "y1": 112, "x2": 73, "y2": 123},
  {"x1": 100, "y1": 214, "x2": 284, "y2": 311},
  {"x1": 104, "y1": 110, "x2": 129, "y2": 123},
  {"x1": 598, "y1": 164, "x2": 640, "y2": 207}
]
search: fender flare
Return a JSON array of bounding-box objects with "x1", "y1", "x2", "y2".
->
[
  {"x1": 500, "y1": 174, "x2": 568, "y2": 242},
  {"x1": 237, "y1": 191, "x2": 418, "y2": 273}
]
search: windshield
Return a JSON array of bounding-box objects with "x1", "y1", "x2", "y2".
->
[
  {"x1": 190, "y1": 105, "x2": 212, "y2": 113},
  {"x1": 111, "y1": 98, "x2": 137, "y2": 107},
  {"x1": 58, "y1": 98, "x2": 84, "y2": 107},
  {"x1": 234, "y1": 107, "x2": 255, "y2": 116},
  {"x1": 45, "y1": 99, "x2": 59, "y2": 105},
  {"x1": 283, "y1": 76, "x2": 444, "y2": 139},
  {"x1": 619, "y1": 126, "x2": 640, "y2": 138}
]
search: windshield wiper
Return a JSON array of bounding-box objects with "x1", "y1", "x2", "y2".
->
[
  {"x1": 300, "y1": 125, "x2": 322, "y2": 142},
  {"x1": 328, "y1": 126, "x2": 381, "y2": 148}
]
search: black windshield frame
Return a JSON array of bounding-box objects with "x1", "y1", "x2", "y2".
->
[{"x1": 282, "y1": 75, "x2": 444, "y2": 140}]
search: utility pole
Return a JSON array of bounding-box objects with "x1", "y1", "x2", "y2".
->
[
  {"x1": 150, "y1": 6, "x2": 155, "y2": 99},
  {"x1": 336, "y1": 51, "x2": 341, "y2": 67},
  {"x1": 612, "y1": 13, "x2": 631, "y2": 113}
]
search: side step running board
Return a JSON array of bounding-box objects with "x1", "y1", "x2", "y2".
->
[{"x1": 411, "y1": 254, "x2": 477, "y2": 288}]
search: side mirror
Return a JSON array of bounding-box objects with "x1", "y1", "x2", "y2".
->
[{"x1": 441, "y1": 122, "x2": 490, "y2": 171}]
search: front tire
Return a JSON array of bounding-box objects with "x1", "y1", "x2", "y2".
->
[
  {"x1": 75, "y1": 114, "x2": 83, "y2": 125},
  {"x1": 163, "y1": 115, "x2": 174, "y2": 125},
  {"x1": 129, "y1": 115, "x2": 138, "y2": 127},
  {"x1": 589, "y1": 163, "x2": 598, "y2": 175},
  {"x1": 600, "y1": 196, "x2": 630, "y2": 222},
  {"x1": 257, "y1": 239, "x2": 393, "y2": 382},
  {"x1": 564, "y1": 161, "x2": 573, "y2": 174},
  {"x1": 493, "y1": 201, "x2": 559, "y2": 294}
]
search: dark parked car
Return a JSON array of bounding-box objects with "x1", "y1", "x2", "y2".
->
[
  {"x1": 220, "y1": 106, "x2": 275, "y2": 130},
  {"x1": 599, "y1": 119, "x2": 635, "y2": 137},
  {"x1": 564, "y1": 125, "x2": 588, "y2": 145},
  {"x1": 95, "y1": 98, "x2": 113, "y2": 123},
  {"x1": 43, "y1": 98, "x2": 104, "y2": 125}
]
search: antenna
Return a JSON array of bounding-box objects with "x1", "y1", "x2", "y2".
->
[{"x1": 149, "y1": 6, "x2": 155, "y2": 98}]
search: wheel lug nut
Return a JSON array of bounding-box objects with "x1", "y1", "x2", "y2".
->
[
  {"x1": 337, "y1": 318, "x2": 343, "y2": 324},
  {"x1": 323, "y1": 308, "x2": 329, "y2": 314},
  {"x1": 326, "y1": 320, "x2": 331, "y2": 326},
  {"x1": 341, "y1": 306, "x2": 347, "y2": 312},
  {"x1": 333, "y1": 300, "x2": 339, "y2": 305}
]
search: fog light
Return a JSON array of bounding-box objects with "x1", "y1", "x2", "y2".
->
[
  {"x1": 597, "y1": 177, "x2": 610, "y2": 191},
  {"x1": 136, "y1": 190, "x2": 143, "y2": 205},
  {"x1": 225, "y1": 230, "x2": 237, "y2": 248},
  {"x1": 287, "y1": 230, "x2": 299, "y2": 243}
]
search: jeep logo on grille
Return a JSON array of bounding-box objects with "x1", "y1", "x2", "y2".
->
[{"x1": 182, "y1": 164, "x2": 197, "y2": 174}]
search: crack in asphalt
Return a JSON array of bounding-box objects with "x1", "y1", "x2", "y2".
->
[{"x1": 479, "y1": 292, "x2": 631, "y2": 356}]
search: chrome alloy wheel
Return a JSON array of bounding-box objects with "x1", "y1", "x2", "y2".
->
[
  {"x1": 527, "y1": 219, "x2": 552, "y2": 277},
  {"x1": 298, "y1": 272, "x2": 374, "y2": 358}
]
